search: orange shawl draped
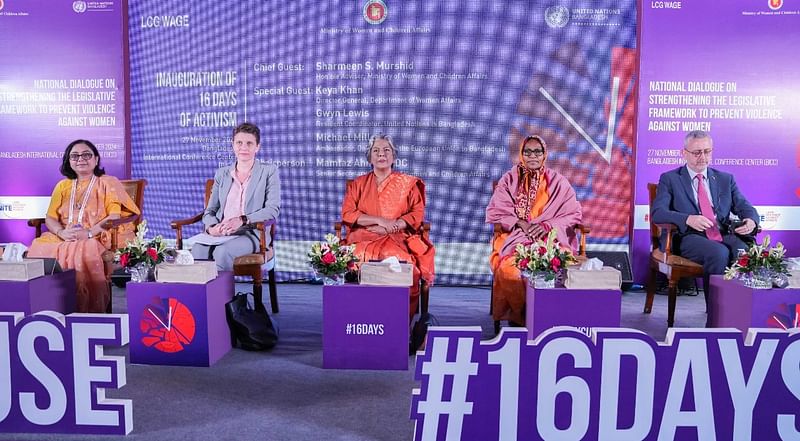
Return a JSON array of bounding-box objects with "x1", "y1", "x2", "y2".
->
[
  {"x1": 28, "y1": 176, "x2": 140, "y2": 313},
  {"x1": 341, "y1": 172, "x2": 435, "y2": 319}
]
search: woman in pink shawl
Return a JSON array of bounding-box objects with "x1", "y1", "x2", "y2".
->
[{"x1": 486, "y1": 135, "x2": 582, "y2": 325}]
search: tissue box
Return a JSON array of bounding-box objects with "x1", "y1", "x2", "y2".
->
[
  {"x1": 788, "y1": 269, "x2": 800, "y2": 288},
  {"x1": 564, "y1": 266, "x2": 622, "y2": 290},
  {"x1": 0, "y1": 259, "x2": 45, "y2": 281},
  {"x1": 156, "y1": 261, "x2": 218, "y2": 284},
  {"x1": 360, "y1": 262, "x2": 414, "y2": 286}
]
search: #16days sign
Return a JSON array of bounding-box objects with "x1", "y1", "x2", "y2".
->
[{"x1": 411, "y1": 327, "x2": 800, "y2": 441}]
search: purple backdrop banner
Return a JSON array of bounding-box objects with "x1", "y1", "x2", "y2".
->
[
  {"x1": 411, "y1": 327, "x2": 800, "y2": 441},
  {"x1": 0, "y1": 0, "x2": 127, "y2": 243},
  {"x1": 632, "y1": 0, "x2": 800, "y2": 281}
]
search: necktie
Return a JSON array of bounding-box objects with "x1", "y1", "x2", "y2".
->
[{"x1": 696, "y1": 174, "x2": 722, "y2": 242}]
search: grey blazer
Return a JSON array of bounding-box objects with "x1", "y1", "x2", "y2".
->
[{"x1": 202, "y1": 161, "x2": 281, "y2": 228}]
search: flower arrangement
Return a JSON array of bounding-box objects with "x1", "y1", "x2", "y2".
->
[
  {"x1": 114, "y1": 220, "x2": 168, "y2": 269},
  {"x1": 724, "y1": 235, "x2": 789, "y2": 282},
  {"x1": 308, "y1": 233, "x2": 358, "y2": 278},
  {"x1": 513, "y1": 229, "x2": 578, "y2": 281}
]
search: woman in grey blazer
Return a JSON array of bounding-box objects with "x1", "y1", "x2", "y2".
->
[{"x1": 191, "y1": 122, "x2": 280, "y2": 270}]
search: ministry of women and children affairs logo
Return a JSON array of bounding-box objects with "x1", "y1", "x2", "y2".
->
[
  {"x1": 363, "y1": 0, "x2": 387, "y2": 25},
  {"x1": 544, "y1": 5, "x2": 569, "y2": 28}
]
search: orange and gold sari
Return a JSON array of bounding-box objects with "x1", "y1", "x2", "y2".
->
[
  {"x1": 342, "y1": 172, "x2": 435, "y2": 320},
  {"x1": 28, "y1": 176, "x2": 140, "y2": 313}
]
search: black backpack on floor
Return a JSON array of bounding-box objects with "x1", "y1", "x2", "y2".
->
[{"x1": 225, "y1": 292, "x2": 279, "y2": 351}]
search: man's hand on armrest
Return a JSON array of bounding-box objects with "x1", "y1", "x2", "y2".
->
[{"x1": 734, "y1": 218, "x2": 757, "y2": 235}]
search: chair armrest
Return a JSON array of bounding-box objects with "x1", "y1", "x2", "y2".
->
[
  {"x1": 654, "y1": 223, "x2": 677, "y2": 255},
  {"x1": 420, "y1": 222, "x2": 431, "y2": 240},
  {"x1": 334, "y1": 222, "x2": 344, "y2": 239},
  {"x1": 250, "y1": 221, "x2": 275, "y2": 256},
  {"x1": 654, "y1": 223, "x2": 676, "y2": 234},
  {"x1": 576, "y1": 223, "x2": 590, "y2": 257},
  {"x1": 170, "y1": 213, "x2": 203, "y2": 229},
  {"x1": 102, "y1": 214, "x2": 139, "y2": 231},
  {"x1": 28, "y1": 218, "x2": 46, "y2": 238},
  {"x1": 102, "y1": 215, "x2": 141, "y2": 250},
  {"x1": 493, "y1": 223, "x2": 505, "y2": 237},
  {"x1": 170, "y1": 213, "x2": 203, "y2": 250}
]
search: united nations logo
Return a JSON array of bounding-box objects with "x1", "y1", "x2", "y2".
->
[
  {"x1": 363, "y1": 0, "x2": 387, "y2": 25},
  {"x1": 72, "y1": 0, "x2": 87, "y2": 13},
  {"x1": 544, "y1": 5, "x2": 569, "y2": 28},
  {"x1": 769, "y1": 0, "x2": 783, "y2": 10},
  {"x1": 0, "y1": 0, "x2": 5, "y2": 12}
]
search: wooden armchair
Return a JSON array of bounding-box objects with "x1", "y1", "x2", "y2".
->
[
  {"x1": 334, "y1": 221, "x2": 431, "y2": 316},
  {"x1": 643, "y1": 182, "x2": 704, "y2": 327},
  {"x1": 170, "y1": 179, "x2": 278, "y2": 313},
  {"x1": 28, "y1": 178, "x2": 147, "y2": 313}
]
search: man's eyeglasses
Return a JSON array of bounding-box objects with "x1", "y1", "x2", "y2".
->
[
  {"x1": 685, "y1": 148, "x2": 713, "y2": 158},
  {"x1": 522, "y1": 148, "x2": 545, "y2": 157},
  {"x1": 69, "y1": 152, "x2": 94, "y2": 161}
]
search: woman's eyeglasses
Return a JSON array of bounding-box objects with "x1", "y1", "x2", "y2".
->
[
  {"x1": 69, "y1": 152, "x2": 94, "y2": 161},
  {"x1": 522, "y1": 148, "x2": 545, "y2": 157}
]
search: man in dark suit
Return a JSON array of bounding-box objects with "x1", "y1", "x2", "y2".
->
[{"x1": 651, "y1": 130, "x2": 759, "y2": 314}]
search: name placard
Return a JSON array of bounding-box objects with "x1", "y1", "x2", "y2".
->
[
  {"x1": 411, "y1": 327, "x2": 800, "y2": 441},
  {"x1": 0, "y1": 312, "x2": 131, "y2": 435}
]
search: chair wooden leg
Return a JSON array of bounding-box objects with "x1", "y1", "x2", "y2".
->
[
  {"x1": 494, "y1": 320, "x2": 501, "y2": 336},
  {"x1": 644, "y1": 267, "x2": 656, "y2": 314},
  {"x1": 268, "y1": 269, "x2": 278, "y2": 313},
  {"x1": 667, "y1": 279, "x2": 678, "y2": 327},
  {"x1": 106, "y1": 281, "x2": 113, "y2": 313},
  {"x1": 252, "y1": 269, "x2": 265, "y2": 313},
  {"x1": 420, "y1": 280, "x2": 429, "y2": 316},
  {"x1": 489, "y1": 284, "x2": 494, "y2": 315}
]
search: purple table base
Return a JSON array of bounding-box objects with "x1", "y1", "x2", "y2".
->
[
  {"x1": 323, "y1": 284, "x2": 409, "y2": 370},
  {"x1": 0, "y1": 270, "x2": 77, "y2": 315},
  {"x1": 526, "y1": 284, "x2": 622, "y2": 340},
  {"x1": 127, "y1": 272, "x2": 234, "y2": 367},
  {"x1": 709, "y1": 275, "x2": 800, "y2": 332}
]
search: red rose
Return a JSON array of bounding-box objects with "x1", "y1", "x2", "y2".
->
[
  {"x1": 321, "y1": 252, "x2": 336, "y2": 265},
  {"x1": 538, "y1": 246, "x2": 547, "y2": 256},
  {"x1": 550, "y1": 257, "x2": 561, "y2": 270},
  {"x1": 119, "y1": 253, "x2": 129, "y2": 267},
  {"x1": 737, "y1": 256, "x2": 749, "y2": 267},
  {"x1": 762, "y1": 251, "x2": 769, "y2": 257},
  {"x1": 147, "y1": 247, "x2": 158, "y2": 261},
  {"x1": 347, "y1": 261, "x2": 356, "y2": 270},
  {"x1": 518, "y1": 258, "x2": 530, "y2": 270}
]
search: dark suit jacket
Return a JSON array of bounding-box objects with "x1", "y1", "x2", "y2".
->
[
  {"x1": 203, "y1": 161, "x2": 281, "y2": 228},
  {"x1": 651, "y1": 165, "x2": 758, "y2": 242}
]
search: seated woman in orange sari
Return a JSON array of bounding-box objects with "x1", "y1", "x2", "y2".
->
[
  {"x1": 28, "y1": 139, "x2": 140, "y2": 313},
  {"x1": 486, "y1": 135, "x2": 582, "y2": 325},
  {"x1": 341, "y1": 134, "x2": 435, "y2": 320}
]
